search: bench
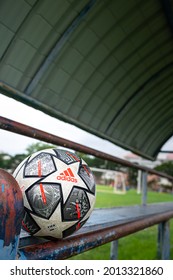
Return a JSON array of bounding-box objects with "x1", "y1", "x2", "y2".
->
[
  {"x1": 0, "y1": 116, "x2": 173, "y2": 260},
  {"x1": 18, "y1": 202, "x2": 173, "y2": 260}
]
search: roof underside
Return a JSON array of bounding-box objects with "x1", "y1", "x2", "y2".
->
[{"x1": 0, "y1": 0, "x2": 173, "y2": 160}]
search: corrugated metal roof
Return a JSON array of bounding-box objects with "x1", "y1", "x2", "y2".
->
[{"x1": 0, "y1": 0, "x2": 173, "y2": 160}]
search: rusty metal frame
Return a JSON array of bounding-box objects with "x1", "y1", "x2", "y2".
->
[
  {"x1": 18, "y1": 209, "x2": 173, "y2": 260},
  {"x1": 0, "y1": 115, "x2": 173, "y2": 181},
  {"x1": 0, "y1": 115, "x2": 173, "y2": 260}
]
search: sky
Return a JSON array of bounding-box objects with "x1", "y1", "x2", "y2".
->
[
  {"x1": 0, "y1": 94, "x2": 172, "y2": 160},
  {"x1": 0, "y1": 94, "x2": 129, "y2": 158}
]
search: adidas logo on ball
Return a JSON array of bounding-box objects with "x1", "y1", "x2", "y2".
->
[{"x1": 57, "y1": 168, "x2": 78, "y2": 183}]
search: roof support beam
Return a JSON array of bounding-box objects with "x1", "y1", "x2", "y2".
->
[
  {"x1": 25, "y1": 0, "x2": 97, "y2": 96},
  {"x1": 105, "y1": 62, "x2": 173, "y2": 134},
  {"x1": 161, "y1": 0, "x2": 173, "y2": 35}
]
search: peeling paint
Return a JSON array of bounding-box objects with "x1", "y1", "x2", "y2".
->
[{"x1": 0, "y1": 169, "x2": 23, "y2": 259}]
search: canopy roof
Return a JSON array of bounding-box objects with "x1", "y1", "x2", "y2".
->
[{"x1": 0, "y1": 0, "x2": 173, "y2": 160}]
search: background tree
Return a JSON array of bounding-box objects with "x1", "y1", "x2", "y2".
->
[
  {"x1": 127, "y1": 167, "x2": 138, "y2": 188},
  {"x1": 0, "y1": 152, "x2": 12, "y2": 170},
  {"x1": 0, "y1": 142, "x2": 57, "y2": 173},
  {"x1": 25, "y1": 142, "x2": 56, "y2": 155},
  {"x1": 0, "y1": 141, "x2": 123, "y2": 174},
  {"x1": 154, "y1": 161, "x2": 173, "y2": 177},
  {"x1": 8, "y1": 153, "x2": 27, "y2": 172},
  {"x1": 76, "y1": 152, "x2": 122, "y2": 170}
]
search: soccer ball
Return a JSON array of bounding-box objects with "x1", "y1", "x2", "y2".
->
[{"x1": 13, "y1": 148, "x2": 96, "y2": 239}]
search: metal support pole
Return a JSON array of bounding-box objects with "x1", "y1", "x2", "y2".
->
[
  {"x1": 157, "y1": 221, "x2": 170, "y2": 260},
  {"x1": 137, "y1": 169, "x2": 142, "y2": 194},
  {"x1": 141, "y1": 171, "x2": 148, "y2": 205},
  {"x1": 157, "y1": 223, "x2": 162, "y2": 258},
  {"x1": 110, "y1": 240, "x2": 118, "y2": 260}
]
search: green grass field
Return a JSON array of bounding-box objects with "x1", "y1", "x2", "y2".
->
[{"x1": 70, "y1": 185, "x2": 173, "y2": 260}]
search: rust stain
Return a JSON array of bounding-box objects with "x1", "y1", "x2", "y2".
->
[{"x1": 0, "y1": 169, "x2": 23, "y2": 247}]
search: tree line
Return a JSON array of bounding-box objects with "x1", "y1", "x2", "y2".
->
[
  {"x1": 0, "y1": 142, "x2": 122, "y2": 173},
  {"x1": 0, "y1": 141, "x2": 172, "y2": 187}
]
